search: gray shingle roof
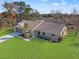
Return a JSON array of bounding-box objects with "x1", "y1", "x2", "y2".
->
[
  {"x1": 16, "y1": 20, "x2": 44, "y2": 31},
  {"x1": 35, "y1": 22, "x2": 65, "y2": 35},
  {"x1": 15, "y1": 20, "x2": 65, "y2": 35}
]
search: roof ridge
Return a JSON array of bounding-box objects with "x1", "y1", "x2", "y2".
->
[{"x1": 32, "y1": 20, "x2": 45, "y2": 31}]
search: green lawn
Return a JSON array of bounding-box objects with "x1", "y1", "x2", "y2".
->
[
  {"x1": 0, "y1": 32, "x2": 79, "y2": 59},
  {"x1": 0, "y1": 29, "x2": 14, "y2": 37}
]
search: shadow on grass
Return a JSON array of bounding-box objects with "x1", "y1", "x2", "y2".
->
[{"x1": 72, "y1": 42, "x2": 79, "y2": 48}]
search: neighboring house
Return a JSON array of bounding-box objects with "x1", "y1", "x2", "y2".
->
[{"x1": 14, "y1": 20, "x2": 67, "y2": 42}]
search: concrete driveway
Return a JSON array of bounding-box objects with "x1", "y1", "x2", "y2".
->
[{"x1": 0, "y1": 32, "x2": 22, "y2": 43}]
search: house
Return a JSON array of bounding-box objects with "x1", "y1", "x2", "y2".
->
[{"x1": 14, "y1": 20, "x2": 67, "y2": 42}]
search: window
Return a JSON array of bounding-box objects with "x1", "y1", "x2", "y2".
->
[
  {"x1": 37, "y1": 31, "x2": 40, "y2": 35},
  {"x1": 42, "y1": 32, "x2": 45, "y2": 35},
  {"x1": 52, "y1": 34, "x2": 55, "y2": 36}
]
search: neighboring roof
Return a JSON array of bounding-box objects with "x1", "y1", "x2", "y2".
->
[{"x1": 35, "y1": 22, "x2": 65, "y2": 35}]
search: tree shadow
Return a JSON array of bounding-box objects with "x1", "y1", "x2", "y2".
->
[{"x1": 72, "y1": 42, "x2": 79, "y2": 48}]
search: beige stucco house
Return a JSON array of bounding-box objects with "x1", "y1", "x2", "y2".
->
[{"x1": 14, "y1": 20, "x2": 67, "y2": 42}]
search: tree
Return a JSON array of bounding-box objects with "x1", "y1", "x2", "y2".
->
[
  {"x1": 29, "y1": 9, "x2": 40, "y2": 20},
  {"x1": 0, "y1": 18, "x2": 2, "y2": 29},
  {"x1": 2, "y1": 1, "x2": 32, "y2": 29},
  {"x1": 50, "y1": 9, "x2": 62, "y2": 14},
  {"x1": 12, "y1": 1, "x2": 25, "y2": 22},
  {"x1": 50, "y1": 9, "x2": 55, "y2": 14},
  {"x1": 71, "y1": 8, "x2": 79, "y2": 40},
  {"x1": 74, "y1": 17, "x2": 79, "y2": 38},
  {"x1": 13, "y1": 1, "x2": 32, "y2": 22},
  {"x1": 24, "y1": 8, "x2": 32, "y2": 20},
  {"x1": 72, "y1": 8, "x2": 78, "y2": 15},
  {"x1": 2, "y1": 2, "x2": 16, "y2": 29},
  {"x1": 3, "y1": 2, "x2": 13, "y2": 13},
  {"x1": 55, "y1": 10, "x2": 62, "y2": 14}
]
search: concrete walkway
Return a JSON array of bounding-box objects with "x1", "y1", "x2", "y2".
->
[{"x1": 0, "y1": 32, "x2": 22, "y2": 43}]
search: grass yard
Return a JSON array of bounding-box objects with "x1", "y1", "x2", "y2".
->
[
  {"x1": 0, "y1": 28, "x2": 14, "y2": 37},
  {"x1": 0, "y1": 32, "x2": 79, "y2": 59}
]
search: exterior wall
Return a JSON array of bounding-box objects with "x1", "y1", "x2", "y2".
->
[
  {"x1": 51, "y1": 35, "x2": 59, "y2": 41},
  {"x1": 14, "y1": 27, "x2": 23, "y2": 33},
  {"x1": 34, "y1": 30, "x2": 59, "y2": 41},
  {"x1": 27, "y1": 31, "x2": 35, "y2": 37},
  {"x1": 14, "y1": 25, "x2": 35, "y2": 37},
  {"x1": 60, "y1": 26, "x2": 67, "y2": 37},
  {"x1": 14, "y1": 25, "x2": 67, "y2": 42}
]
